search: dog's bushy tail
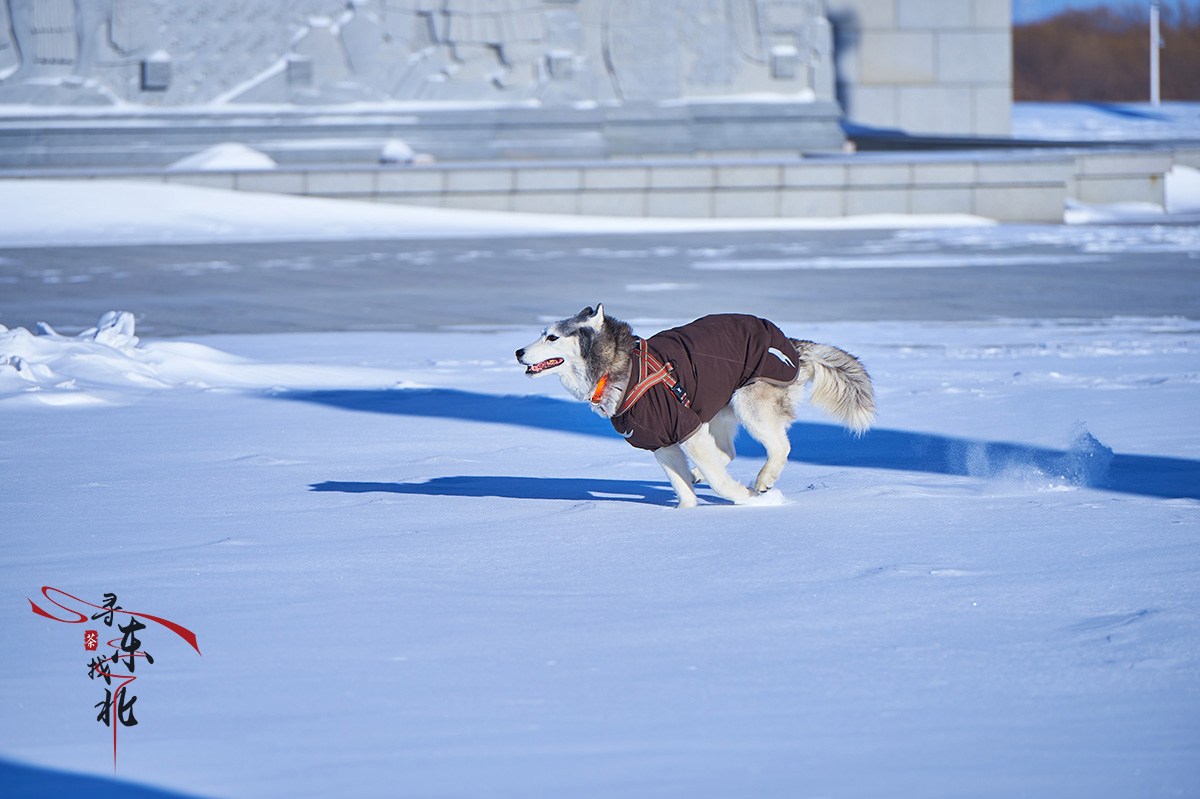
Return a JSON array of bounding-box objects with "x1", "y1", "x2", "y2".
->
[{"x1": 791, "y1": 339, "x2": 876, "y2": 435}]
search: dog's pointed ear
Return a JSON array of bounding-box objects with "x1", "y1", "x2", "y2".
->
[{"x1": 582, "y1": 304, "x2": 605, "y2": 330}]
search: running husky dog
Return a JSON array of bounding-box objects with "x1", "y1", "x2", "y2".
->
[{"x1": 516, "y1": 305, "x2": 875, "y2": 507}]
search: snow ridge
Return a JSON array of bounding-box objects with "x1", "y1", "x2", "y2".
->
[{"x1": 0, "y1": 311, "x2": 409, "y2": 405}]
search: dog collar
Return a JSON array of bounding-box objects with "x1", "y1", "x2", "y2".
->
[{"x1": 589, "y1": 373, "x2": 610, "y2": 405}]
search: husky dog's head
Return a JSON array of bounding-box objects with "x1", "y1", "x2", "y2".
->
[
  {"x1": 516, "y1": 304, "x2": 636, "y2": 413},
  {"x1": 516, "y1": 305, "x2": 606, "y2": 382}
]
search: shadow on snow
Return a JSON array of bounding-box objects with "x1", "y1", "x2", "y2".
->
[
  {"x1": 311, "y1": 475, "x2": 686, "y2": 505},
  {"x1": 286, "y1": 388, "x2": 1200, "y2": 503},
  {"x1": 0, "y1": 757, "x2": 210, "y2": 799}
]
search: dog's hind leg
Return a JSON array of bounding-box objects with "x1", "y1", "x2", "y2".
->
[
  {"x1": 691, "y1": 405, "x2": 738, "y2": 483},
  {"x1": 680, "y1": 424, "x2": 754, "y2": 503},
  {"x1": 654, "y1": 444, "x2": 699, "y2": 508},
  {"x1": 710, "y1": 405, "x2": 739, "y2": 462},
  {"x1": 732, "y1": 382, "x2": 795, "y2": 494}
]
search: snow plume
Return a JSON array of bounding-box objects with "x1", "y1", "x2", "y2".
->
[
  {"x1": 0, "y1": 312, "x2": 409, "y2": 406},
  {"x1": 958, "y1": 423, "x2": 1115, "y2": 490},
  {"x1": 1059, "y1": 425, "x2": 1117, "y2": 487}
]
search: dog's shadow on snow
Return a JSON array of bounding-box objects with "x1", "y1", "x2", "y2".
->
[
  {"x1": 286, "y1": 388, "x2": 1200, "y2": 503},
  {"x1": 311, "y1": 476, "x2": 683, "y2": 505}
]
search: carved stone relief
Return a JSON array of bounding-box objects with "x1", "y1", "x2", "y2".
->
[{"x1": 0, "y1": 0, "x2": 836, "y2": 106}]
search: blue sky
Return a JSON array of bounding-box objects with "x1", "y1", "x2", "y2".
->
[{"x1": 1014, "y1": 0, "x2": 1200, "y2": 23}]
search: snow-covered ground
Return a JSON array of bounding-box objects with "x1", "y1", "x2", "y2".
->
[
  {"x1": 1012, "y1": 102, "x2": 1200, "y2": 142},
  {"x1": 2, "y1": 108, "x2": 1199, "y2": 795},
  {"x1": 3, "y1": 304, "x2": 1199, "y2": 798}
]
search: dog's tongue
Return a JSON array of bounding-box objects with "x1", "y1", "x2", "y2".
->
[{"x1": 526, "y1": 358, "x2": 564, "y2": 375}]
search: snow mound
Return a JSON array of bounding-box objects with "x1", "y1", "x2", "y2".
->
[
  {"x1": 380, "y1": 138, "x2": 434, "y2": 165},
  {"x1": 0, "y1": 312, "x2": 410, "y2": 406},
  {"x1": 1166, "y1": 165, "x2": 1200, "y2": 214},
  {"x1": 168, "y1": 143, "x2": 277, "y2": 171}
]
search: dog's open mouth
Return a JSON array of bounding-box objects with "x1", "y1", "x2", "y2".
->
[{"x1": 525, "y1": 358, "x2": 564, "y2": 375}]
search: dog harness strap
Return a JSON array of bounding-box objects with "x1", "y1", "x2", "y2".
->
[{"x1": 617, "y1": 339, "x2": 690, "y2": 415}]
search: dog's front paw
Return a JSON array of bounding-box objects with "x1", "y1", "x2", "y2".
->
[
  {"x1": 735, "y1": 489, "x2": 788, "y2": 506},
  {"x1": 754, "y1": 465, "x2": 785, "y2": 494}
]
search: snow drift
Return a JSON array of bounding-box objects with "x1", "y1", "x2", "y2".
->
[{"x1": 0, "y1": 311, "x2": 409, "y2": 405}]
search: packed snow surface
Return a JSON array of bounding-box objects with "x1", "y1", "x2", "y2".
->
[{"x1": 2, "y1": 312, "x2": 1198, "y2": 798}]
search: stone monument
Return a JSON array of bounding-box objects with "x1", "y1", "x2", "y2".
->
[{"x1": 0, "y1": 0, "x2": 846, "y2": 161}]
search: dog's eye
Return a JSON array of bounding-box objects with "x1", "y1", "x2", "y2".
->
[{"x1": 546, "y1": 334, "x2": 558, "y2": 342}]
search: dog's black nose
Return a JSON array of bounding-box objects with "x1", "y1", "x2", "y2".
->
[{"x1": 515, "y1": 348, "x2": 524, "y2": 359}]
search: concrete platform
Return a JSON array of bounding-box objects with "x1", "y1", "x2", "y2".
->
[{"x1": 3, "y1": 146, "x2": 1196, "y2": 224}]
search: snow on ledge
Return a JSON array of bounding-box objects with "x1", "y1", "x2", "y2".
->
[
  {"x1": 0, "y1": 180, "x2": 994, "y2": 249},
  {"x1": 167, "y1": 143, "x2": 278, "y2": 172}
]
